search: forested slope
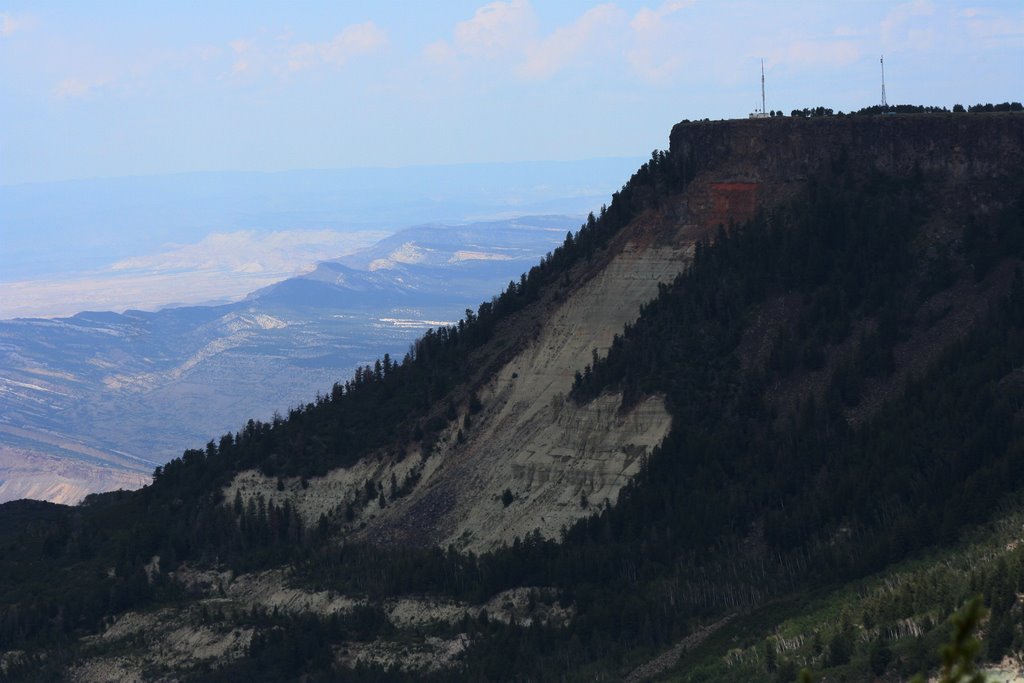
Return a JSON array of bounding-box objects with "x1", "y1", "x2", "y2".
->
[{"x1": 2, "y1": 111, "x2": 1024, "y2": 682}]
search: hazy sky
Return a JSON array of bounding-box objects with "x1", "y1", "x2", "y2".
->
[{"x1": 2, "y1": 1, "x2": 1021, "y2": 185}]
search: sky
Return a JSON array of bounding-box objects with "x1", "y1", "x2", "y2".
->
[
  {"x1": 0, "y1": 1, "x2": 1021, "y2": 318},
  {"x1": 2, "y1": 0, "x2": 1022, "y2": 186}
]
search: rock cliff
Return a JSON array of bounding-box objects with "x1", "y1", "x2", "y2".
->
[
  {"x1": 670, "y1": 113, "x2": 1024, "y2": 180},
  {"x1": 19, "y1": 111, "x2": 1024, "y2": 682},
  {"x1": 224, "y1": 114, "x2": 1024, "y2": 553}
]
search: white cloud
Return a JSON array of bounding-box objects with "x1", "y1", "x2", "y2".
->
[
  {"x1": 288, "y1": 21, "x2": 388, "y2": 72},
  {"x1": 229, "y1": 39, "x2": 252, "y2": 74},
  {"x1": 452, "y1": 0, "x2": 537, "y2": 59},
  {"x1": 961, "y1": 7, "x2": 1024, "y2": 46},
  {"x1": 630, "y1": 0, "x2": 694, "y2": 33},
  {"x1": 518, "y1": 3, "x2": 625, "y2": 79},
  {"x1": 226, "y1": 23, "x2": 388, "y2": 79},
  {"x1": 771, "y1": 39, "x2": 861, "y2": 68},
  {"x1": 435, "y1": 0, "x2": 628, "y2": 79},
  {"x1": 53, "y1": 76, "x2": 113, "y2": 99},
  {"x1": 626, "y1": 0, "x2": 698, "y2": 84},
  {"x1": 880, "y1": 0, "x2": 934, "y2": 47},
  {"x1": 833, "y1": 25, "x2": 865, "y2": 38},
  {"x1": 424, "y1": 39, "x2": 457, "y2": 64},
  {"x1": 0, "y1": 12, "x2": 35, "y2": 37}
]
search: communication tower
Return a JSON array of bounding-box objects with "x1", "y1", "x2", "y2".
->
[
  {"x1": 761, "y1": 59, "x2": 766, "y2": 114},
  {"x1": 749, "y1": 59, "x2": 769, "y2": 118},
  {"x1": 880, "y1": 55, "x2": 887, "y2": 107}
]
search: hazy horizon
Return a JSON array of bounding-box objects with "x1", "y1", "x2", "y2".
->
[{"x1": 0, "y1": 158, "x2": 641, "y2": 318}]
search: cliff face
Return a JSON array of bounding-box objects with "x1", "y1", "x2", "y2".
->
[
  {"x1": 20, "y1": 113, "x2": 1024, "y2": 682},
  {"x1": 224, "y1": 114, "x2": 1024, "y2": 554},
  {"x1": 670, "y1": 113, "x2": 1024, "y2": 181},
  {"x1": 389, "y1": 114, "x2": 1024, "y2": 551}
]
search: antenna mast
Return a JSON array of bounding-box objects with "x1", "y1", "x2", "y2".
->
[
  {"x1": 748, "y1": 59, "x2": 769, "y2": 118},
  {"x1": 761, "y1": 59, "x2": 766, "y2": 114},
  {"x1": 880, "y1": 55, "x2": 887, "y2": 107}
]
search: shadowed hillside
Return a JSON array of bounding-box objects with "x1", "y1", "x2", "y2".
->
[{"x1": 2, "y1": 111, "x2": 1023, "y2": 682}]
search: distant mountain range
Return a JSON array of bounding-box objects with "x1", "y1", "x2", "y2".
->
[
  {"x1": 0, "y1": 216, "x2": 573, "y2": 503},
  {"x1": 0, "y1": 159, "x2": 639, "y2": 283}
]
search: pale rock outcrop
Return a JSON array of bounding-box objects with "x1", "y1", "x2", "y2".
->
[{"x1": 224, "y1": 166, "x2": 761, "y2": 553}]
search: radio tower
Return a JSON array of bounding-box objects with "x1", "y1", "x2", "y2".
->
[
  {"x1": 749, "y1": 59, "x2": 769, "y2": 118},
  {"x1": 761, "y1": 59, "x2": 766, "y2": 114},
  {"x1": 880, "y1": 55, "x2": 887, "y2": 107}
]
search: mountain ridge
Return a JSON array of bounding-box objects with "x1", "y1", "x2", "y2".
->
[
  {"x1": 0, "y1": 216, "x2": 574, "y2": 504},
  {"x1": 2, "y1": 111, "x2": 1024, "y2": 682}
]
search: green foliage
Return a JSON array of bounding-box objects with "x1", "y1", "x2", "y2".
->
[
  {"x1": 788, "y1": 102, "x2": 1022, "y2": 118},
  {"x1": 967, "y1": 102, "x2": 1024, "y2": 113},
  {"x1": 911, "y1": 597, "x2": 988, "y2": 683},
  {"x1": 567, "y1": 166, "x2": 1024, "y2": 589},
  {"x1": 868, "y1": 637, "x2": 892, "y2": 675},
  {"x1": 826, "y1": 626, "x2": 853, "y2": 667}
]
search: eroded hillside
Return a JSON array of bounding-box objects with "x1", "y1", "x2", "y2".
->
[
  {"x1": 4, "y1": 112, "x2": 1024, "y2": 683},
  {"x1": 222, "y1": 155, "x2": 768, "y2": 551},
  {"x1": 226, "y1": 114, "x2": 1024, "y2": 555}
]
